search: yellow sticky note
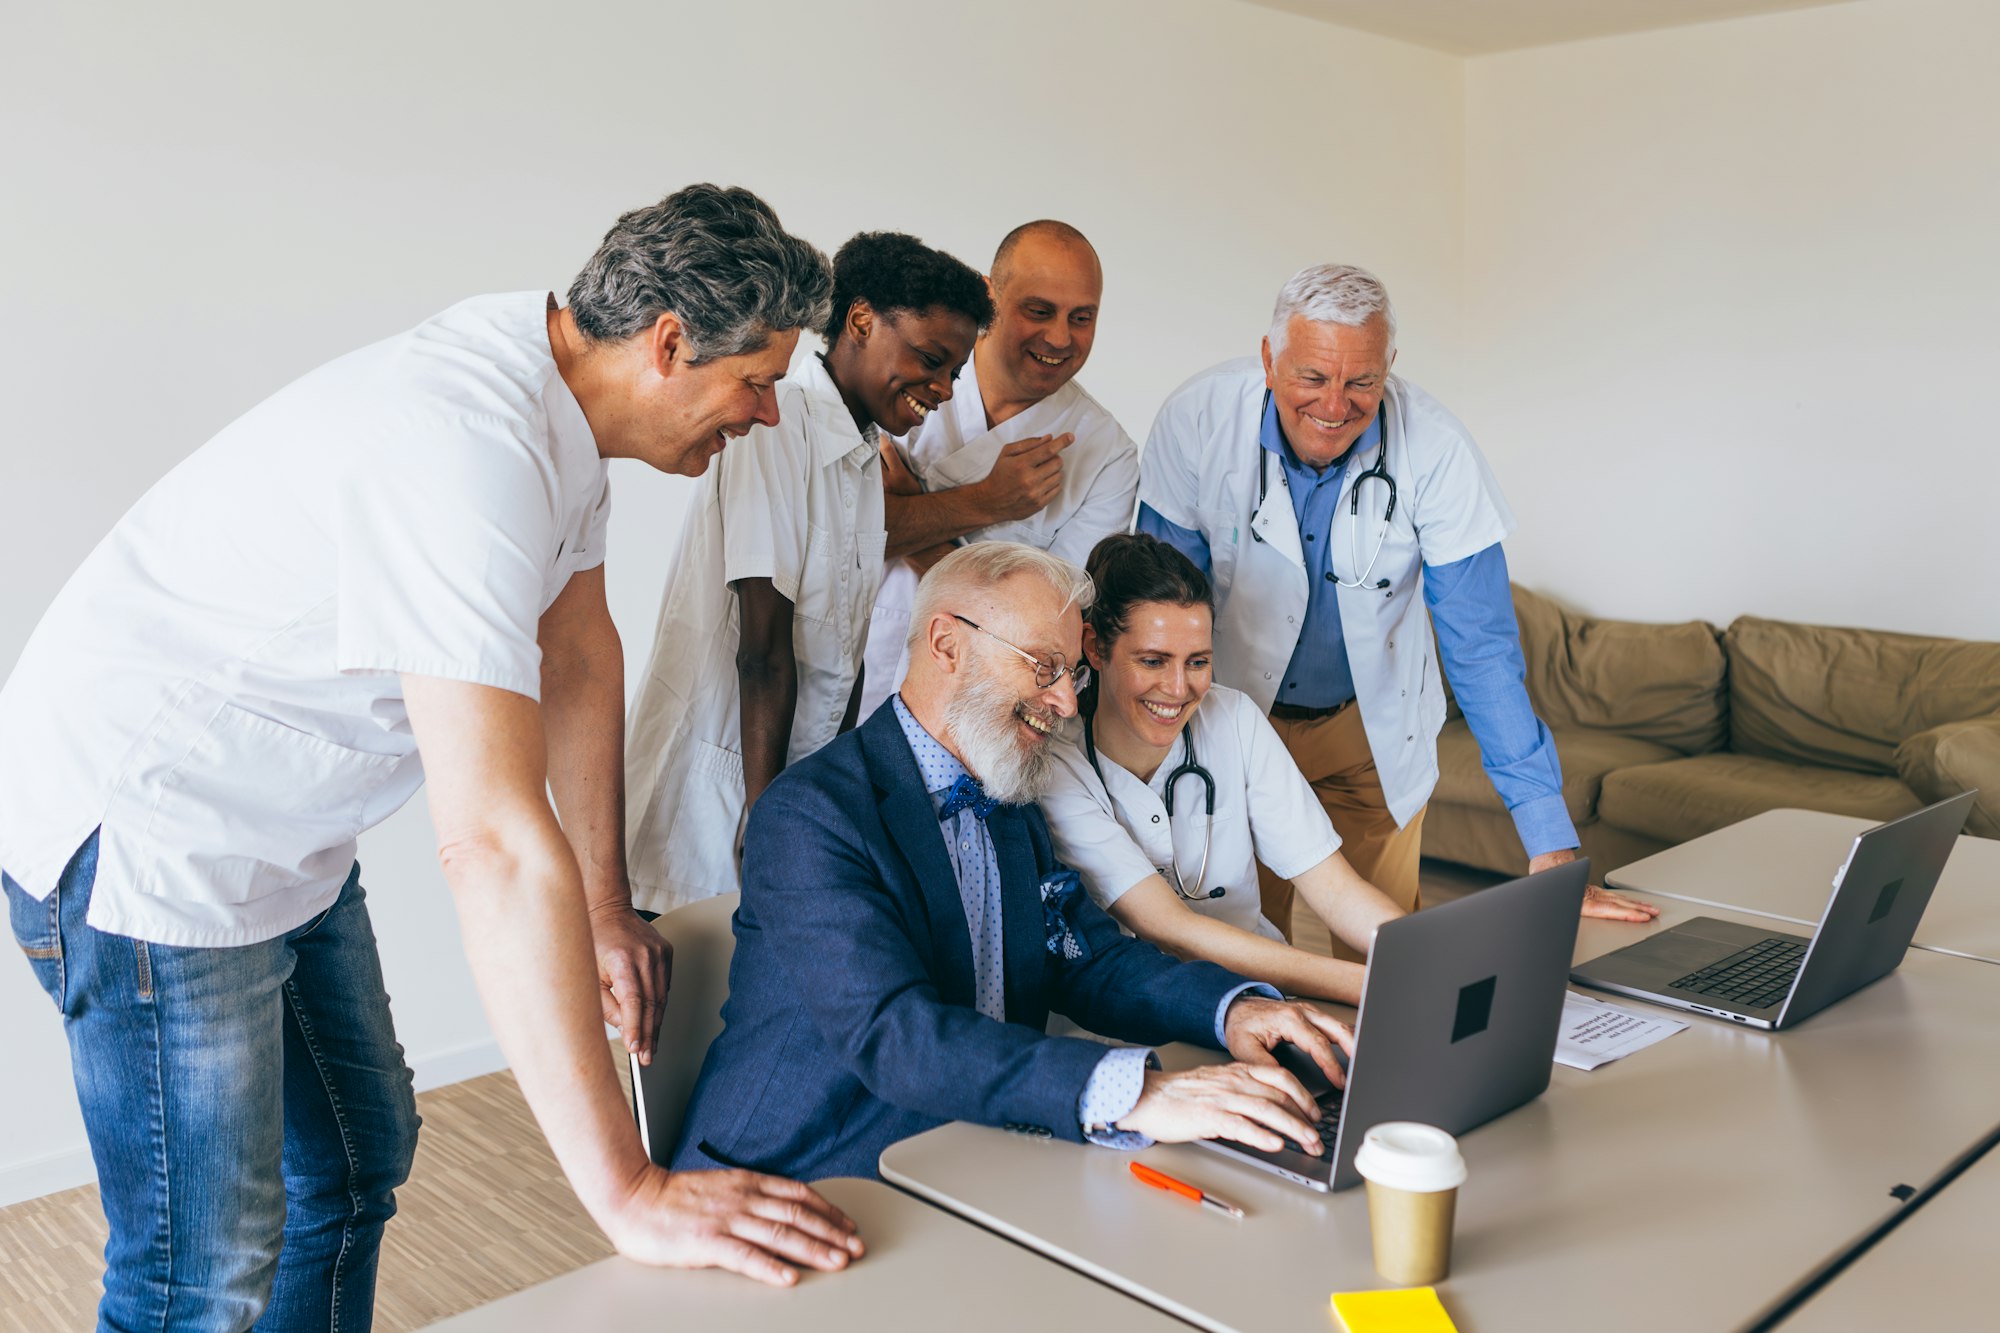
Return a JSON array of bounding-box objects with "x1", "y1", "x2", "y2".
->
[{"x1": 1330, "y1": 1286, "x2": 1460, "y2": 1333}]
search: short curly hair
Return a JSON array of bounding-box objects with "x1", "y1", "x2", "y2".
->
[{"x1": 820, "y1": 231, "x2": 995, "y2": 348}]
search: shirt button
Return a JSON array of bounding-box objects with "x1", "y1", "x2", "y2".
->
[
  {"x1": 1287, "y1": 615, "x2": 1296, "y2": 623},
  {"x1": 1263, "y1": 672, "x2": 1273, "y2": 680},
  {"x1": 1150, "y1": 815, "x2": 1161, "y2": 824},
  {"x1": 1387, "y1": 639, "x2": 1395, "y2": 649}
]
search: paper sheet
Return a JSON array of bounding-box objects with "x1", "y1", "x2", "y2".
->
[{"x1": 1554, "y1": 992, "x2": 1687, "y2": 1070}]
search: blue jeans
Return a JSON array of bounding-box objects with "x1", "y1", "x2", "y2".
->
[{"x1": 4, "y1": 832, "x2": 421, "y2": 1332}]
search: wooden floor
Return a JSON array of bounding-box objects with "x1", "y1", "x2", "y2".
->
[
  {"x1": 0, "y1": 1061, "x2": 628, "y2": 1333},
  {"x1": 0, "y1": 860, "x2": 1501, "y2": 1331}
]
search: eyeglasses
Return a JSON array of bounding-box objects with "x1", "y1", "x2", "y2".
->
[{"x1": 951, "y1": 614, "x2": 1089, "y2": 691}]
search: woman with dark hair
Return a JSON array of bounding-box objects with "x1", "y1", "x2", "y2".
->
[
  {"x1": 1039, "y1": 533, "x2": 1405, "y2": 1002},
  {"x1": 626, "y1": 232, "x2": 994, "y2": 913}
]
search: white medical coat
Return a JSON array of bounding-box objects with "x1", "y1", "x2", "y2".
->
[
  {"x1": 1040, "y1": 685, "x2": 1341, "y2": 942},
  {"x1": 1138, "y1": 358, "x2": 1515, "y2": 827},
  {"x1": 624, "y1": 354, "x2": 885, "y2": 913}
]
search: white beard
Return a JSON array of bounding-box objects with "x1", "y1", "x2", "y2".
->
[{"x1": 943, "y1": 664, "x2": 1069, "y2": 805}]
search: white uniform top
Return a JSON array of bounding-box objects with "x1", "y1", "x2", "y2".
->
[
  {"x1": 624, "y1": 353, "x2": 886, "y2": 914},
  {"x1": 1139, "y1": 358, "x2": 1515, "y2": 827},
  {"x1": 0, "y1": 292, "x2": 609, "y2": 946},
  {"x1": 857, "y1": 354, "x2": 1138, "y2": 716},
  {"x1": 1038, "y1": 684, "x2": 1341, "y2": 943}
]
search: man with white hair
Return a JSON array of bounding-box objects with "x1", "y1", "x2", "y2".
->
[
  {"x1": 670, "y1": 542, "x2": 1356, "y2": 1181},
  {"x1": 1137, "y1": 264, "x2": 1656, "y2": 945}
]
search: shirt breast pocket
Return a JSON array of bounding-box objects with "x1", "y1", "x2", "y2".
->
[{"x1": 143, "y1": 704, "x2": 401, "y2": 903}]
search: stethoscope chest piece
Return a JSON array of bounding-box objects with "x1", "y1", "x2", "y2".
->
[{"x1": 1085, "y1": 714, "x2": 1223, "y2": 904}]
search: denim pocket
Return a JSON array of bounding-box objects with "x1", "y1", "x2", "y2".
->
[
  {"x1": 5, "y1": 873, "x2": 60, "y2": 958},
  {"x1": 5, "y1": 873, "x2": 64, "y2": 1008}
]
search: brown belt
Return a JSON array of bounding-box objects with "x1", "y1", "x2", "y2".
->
[{"x1": 1269, "y1": 698, "x2": 1354, "y2": 721}]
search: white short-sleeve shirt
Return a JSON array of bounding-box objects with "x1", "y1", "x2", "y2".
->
[
  {"x1": 857, "y1": 354, "x2": 1139, "y2": 716},
  {"x1": 624, "y1": 352, "x2": 886, "y2": 914},
  {"x1": 1039, "y1": 684, "x2": 1341, "y2": 942},
  {"x1": 0, "y1": 292, "x2": 609, "y2": 945}
]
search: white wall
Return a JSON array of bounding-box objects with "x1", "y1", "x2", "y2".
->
[
  {"x1": 1462, "y1": 0, "x2": 2000, "y2": 639},
  {"x1": 0, "y1": 0, "x2": 1466, "y2": 1203}
]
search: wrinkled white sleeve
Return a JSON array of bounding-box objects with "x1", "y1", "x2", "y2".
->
[
  {"x1": 1044, "y1": 420, "x2": 1141, "y2": 567},
  {"x1": 718, "y1": 408, "x2": 814, "y2": 599},
  {"x1": 1038, "y1": 754, "x2": 1160, "y2": 910},
  {"x1": 334, "y1": 418, "x2": 552, "y2": 698}
]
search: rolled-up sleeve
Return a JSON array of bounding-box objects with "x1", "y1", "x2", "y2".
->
[{"x1": 1424, "y1": 544, "x2": 1577, "y2": 859}]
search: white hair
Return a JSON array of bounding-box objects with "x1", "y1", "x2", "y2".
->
[
  {"x1": 1268, "y1": 263, "x2": 1396, "y2": 356},
  {"x1": 906, "y1": 543, "x2": 1094, "y2": 657}
]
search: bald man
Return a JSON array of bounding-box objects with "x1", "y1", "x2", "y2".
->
[{"x1": 858, "y1": 220, "x2": 1140, "y2": 714}]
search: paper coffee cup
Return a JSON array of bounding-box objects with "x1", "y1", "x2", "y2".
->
[{"x1": 1352, "y1": 1122, "x2": 1467, "y2": 1286}]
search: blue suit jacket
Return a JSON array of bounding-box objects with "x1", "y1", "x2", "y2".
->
[{"x1": 669, "y1": 701, "x2": 1248, "y2": 1181}]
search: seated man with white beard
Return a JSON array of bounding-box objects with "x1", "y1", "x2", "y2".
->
[{"x1": 670, "y1": 543, "x2": 1356, "y2": 1181}]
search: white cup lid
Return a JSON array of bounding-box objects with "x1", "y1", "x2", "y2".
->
[{"x1": 1352, "y1": 1122, "x2": 1467, "y2": 1192}]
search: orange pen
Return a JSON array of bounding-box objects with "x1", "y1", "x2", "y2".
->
[{"x1": 1129, "y1": 1161, "x2": 1246, "y2": 1220}]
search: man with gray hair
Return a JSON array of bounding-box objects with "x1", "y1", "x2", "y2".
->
[
  {"x1": 0, "y1": 183, "x2": 863, "y2": 1326},
  {"x1": 669, "y1": 541, "x2": 1358, "y2": 1181},
  {"x1": 1137, "y1": 264, "x2": 1656, "y2": 946}
]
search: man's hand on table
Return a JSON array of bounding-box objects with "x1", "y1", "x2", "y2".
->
[
  {"x1": 1528, "y1": 848, "x2": 1662, "y2": 922},
  {"x1": 589, "y1": 903, "x2": 672, "y2": 1065},
  {"x1": 604, "y1": 1165, "x2": 865, "y2": 1287}
]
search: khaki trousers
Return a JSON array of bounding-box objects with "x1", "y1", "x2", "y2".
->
[{"x1": 1257, "y1": 701, "x2": 1426, "y2": 962}]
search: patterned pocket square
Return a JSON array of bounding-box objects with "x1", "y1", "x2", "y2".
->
[{"x1": 1040, "y1": 869, "x2": 1092, "y2": 962}]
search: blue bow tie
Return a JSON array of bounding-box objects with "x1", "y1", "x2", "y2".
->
[{"x1": 937, "y1": 773, "x2": 1000, "y2": 822}]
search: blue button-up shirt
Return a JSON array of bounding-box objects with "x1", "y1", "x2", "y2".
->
[
  {"x1": 1135, "y1": 401, "x2": 1577, "y2": 859},
  {"x1": 890, "y1": 696, "x2": 1273, "y2": 1143},
  {"x1": 1267, "y1": 396, "x2": 1371, "y2": 706}
]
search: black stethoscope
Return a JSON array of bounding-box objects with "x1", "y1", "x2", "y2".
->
[
  {"x1": 1083, "y1": 711, "x2": 1222, "y2": 902},
  {"x1": 1252, "y1": 395, "x2": 1398, "y2": 589}
]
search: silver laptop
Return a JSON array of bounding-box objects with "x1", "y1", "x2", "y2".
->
[
  {"x1": 1196, "y1": 859, "x2": 1588, "y2": 1192},
  {"x1": 1570, "y1": 791, "x2": 1976, "y2": 1031}
]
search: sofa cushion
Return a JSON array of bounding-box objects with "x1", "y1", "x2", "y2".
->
[
  {"x1": 1896, "y1": 714, "x2": 2000, "y2": 838},
  {"x1": 1727, "y1": 618, "x2": 2000, "y2": 776},
  {"x1": 1597, "y1": 753, "x2": 1923, "y2": 847},
  {"x1": 1504, "y1": 585, "x2": 1727, "y2": 755},
  {"x1": 1434, "y1": 718, "x2": 1679, "y2": 826}
]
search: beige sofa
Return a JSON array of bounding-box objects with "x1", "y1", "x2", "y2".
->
[{"x1": 1424, "y1": 586, "x2": 2000, "y2": 879}]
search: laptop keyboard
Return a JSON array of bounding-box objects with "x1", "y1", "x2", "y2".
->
[
  {"x1": 1671, "y1": 938, "x2": 1805, "y2": 1010},
  {"x1": 1278, "y1": 1089, "x2": 1346, "y2": 1156}
]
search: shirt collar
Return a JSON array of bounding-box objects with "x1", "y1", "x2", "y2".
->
[
  {"x1": 1259, "y1": 391, "x2": 1380, "y2": 479},
  {"x1": 891, "y1": 694, "x2": 969, "y2": 797},
  {"x1": 798, "y1": 353, "x2": 880, "y2": 468}
]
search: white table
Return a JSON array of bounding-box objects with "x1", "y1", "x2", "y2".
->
[
  {"x1": 881, "y1": 900, "x2": 2000, "y2": 1332},
  {"x1": 1781, "y1": 1136, "x2": 2000, "y2": 1330},
  {"x1": 429, "y1": 1176, "x2": 1185, "y2": 1330},
  {"x1": 1606, "y1": 808, "x2": 2000, "y2": 965}
]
